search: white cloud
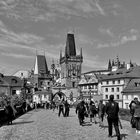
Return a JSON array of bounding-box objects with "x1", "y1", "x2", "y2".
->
[
  {"x1": 0, "y1": 22, "x2": 44, "y2": 45},
  {"x1": 0, "y1": 0, "x2": 106, "y2": 21},
  {"x1": 76, "y1": 34, "x2": 95, "y2": 46},
  {"x1": 97, "y1": 28, "x2": 140, "y2": 48},
  {"x1": 1, "y1": 52, "x2": 33, "y2": 59},
  {"x1": 99, "y1": 27, "x2": 114, "y2": 37},
  {"x1": 83, "y1": 54, "x2": 106, "y2": 70}
]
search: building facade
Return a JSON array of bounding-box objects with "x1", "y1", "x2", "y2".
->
[
  {"x1": 101, "y1": 66, "x2": 140, "y2": 108},
  {"x1": 122, "y1": 79, "x2": 140, "y2": 109},
  {"x1": 13, "y1": 70, "x2": 31, "y2": 79},
  {"x1": 78, "y1": 72, "x2": 105, "y2": 102},
  {"x1": 0, "y1": 73, "x2": 23, "y2": 97}
]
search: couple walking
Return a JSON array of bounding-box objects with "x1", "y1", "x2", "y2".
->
[{"x1": 58, "y1": 99, "x2": 70, "y2": 117}]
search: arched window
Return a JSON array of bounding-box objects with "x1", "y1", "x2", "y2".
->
[{"x1": 11, "y1": 79, "x2": 17, "y2": 84}]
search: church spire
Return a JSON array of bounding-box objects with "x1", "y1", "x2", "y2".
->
[{"x1": 108, "y1": 59, "x2": 112, "y2": 71}]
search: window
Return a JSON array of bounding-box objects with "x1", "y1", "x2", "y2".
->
[
  {"x1": 113, "y1": 80, "x2": 115, "y2": 84},
  {"x1": 11, "y1": 79, "x2": 17, "y2": 83},
  {"x1": 125, "y1": 103, "x2": 129, "y2": 109},
  {"x1": 117, "y1": 87, "x2": 120, "y2": 92},
  {"x1": 105, "y1": 88, "x2": 108, "y2": 92},
  {"x1": 118, "y1": 80, "x2": 120, "y2": 84},
  {"x1": 106, "y1": 81, "x2": 109, "y2": 85},
  {"x1": 72, "y1": 82, "x2": 75, "y2": 88},
  {"x1": 117, "y1": 95, "x2": 119, "y2": 99},
  {"x1": 105, "y1": 95, "x2": 108, "y2": 99},
  {"x1": 40, "y1": 81, "x2": 43, "y2": 86},
  {"x1": 111, "y1": 88, "x2": 114, "y2": 92},
  {"x1": 12, "y1": 90, "x2": 16, "y2": 95}
]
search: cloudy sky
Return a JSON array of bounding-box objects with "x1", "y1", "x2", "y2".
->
[{"x1": 0, "y1": 0, "x2": 140, "y2": 75}]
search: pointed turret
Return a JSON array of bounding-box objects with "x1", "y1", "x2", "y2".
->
[
  {"x1": 112, "y1": 60, "x2": 115, "y2": 66},
  {"x1": 130, "y1": 60, "x2": 133, "y2": 67},
  {"x1": 65, "y1": 32, "x2": 76, "y2": 57},
  {"x1": 108, "y1": 59, "x2": 112, "y2": 71},
  {"x1": 80, "y1": 48, "x2": 83, "y2": 58},
  {"x1": 34, "y1": 55, "x2": 49, "y2": 75},
  {"x1": 116, "y1": 55, "x2": 120, "y2": 67}
]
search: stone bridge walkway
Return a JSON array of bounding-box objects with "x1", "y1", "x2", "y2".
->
[{"x1": 0, "y1": 108, "x2": 139, "y2": 140}]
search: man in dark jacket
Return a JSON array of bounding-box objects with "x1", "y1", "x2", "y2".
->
[
  {"x1": 106, "y1": 95, "x2": 121, "y2": 140},
  {"x1": 76, "y1": 100, "x2": 86, "y2": 125},
  {"x1": 58, "y1": 99, "x2": 65, "y2": 117},
  {"x1": 64, "y1": 100, "x2": 70, "y2": 117}
]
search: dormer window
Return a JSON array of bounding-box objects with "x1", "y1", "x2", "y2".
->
[
  {"x1": 135, "y1": 82, "x2": 140, "y2": 87},
  {"x1": 11, "y1": 79, "x2": 17, "y2": 83}
]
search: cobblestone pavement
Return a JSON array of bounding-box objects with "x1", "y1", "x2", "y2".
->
[{"x1": 0, "y1": 108, "x2": 140, "y2": 140}]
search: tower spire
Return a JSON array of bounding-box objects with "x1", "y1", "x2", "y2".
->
[
  {"x1": 60, "y1": 50, "x2": 62, "y2": 60},
  {"x1": 108, "y1": 59, "x2": 112, "y2": 71},
  {"x1": 80, "y1": 48, "x2": 83, "y2": 58},
  {"x1": 65, "y1": 32, "x2": 76, "y2": 57}
]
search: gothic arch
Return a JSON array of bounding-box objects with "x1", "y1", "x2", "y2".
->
[{"x1": 52, "y1": 91, "x2": 66, "y2": 100}]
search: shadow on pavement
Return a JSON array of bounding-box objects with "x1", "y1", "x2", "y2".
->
[
  {"x1": 120, "y1": 134, "x2": 128, "y2": 139},
  {"x1": 100, "y1": 125, "x2": 108, "y2": 129},
  {"x1": 12, "y1": 121, "x2": 34, "y2": 125},
  {"x1": 111, "y1": 133, "x2": 128, "y2": 140},
  {"x1": 82, "y1": 122, "x2": 92, "y2": 126}
]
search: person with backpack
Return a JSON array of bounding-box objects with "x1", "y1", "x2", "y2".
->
[
  {"x1": 105, "y1": 95, "x2": 121, "y2": 140},
  {"x1": 76, "y1": 100, "x2": 86, "y2": 126},
  {"x1": 89, "y1": 101, "x2": 98, "y2": 124}
]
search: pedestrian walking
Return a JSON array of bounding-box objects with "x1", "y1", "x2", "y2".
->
[
  {"x1": 58, "y1": 99, "x2": 65, "y2": 117},
  {"x1": 105, "y1": 95, "x2": 121, "y2": 140},
  {"x1": 5, "y1": 101, "x2": 14, "y2": 125},
  {"x1": 132, "y1": 98, "x2": 140, "y2": 134},
  {"x1": 33, "y1": 102, "x2": 37, "y2": 111},
  {"x1": 64, "y1": 100, "x2": 70, "y2": 117},
  {"x1": 98, "y1": 100, "x2": 105, "y2": 127},
  {"x1": 89, "y1": 101, "x2": 98, "y2": 123},
  {"x1": 76, "y1": 100, "x2": 86, "y2": 126},
  {"x1": 129, "y1": 97, "x2": 138, "y2": 128}
]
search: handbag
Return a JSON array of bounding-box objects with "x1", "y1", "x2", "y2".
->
[{"x1": 131, "y1": 116, "x2": 136, "y2": 128}]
